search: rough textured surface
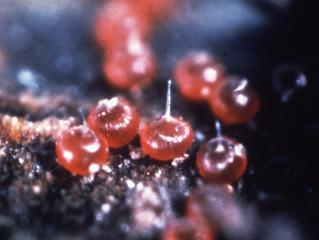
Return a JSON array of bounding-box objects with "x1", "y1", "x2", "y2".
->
[{"x1": 0, "y1": 0, "x2": 319, "y2": 239}]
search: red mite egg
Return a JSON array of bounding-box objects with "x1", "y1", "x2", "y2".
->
[
  {"x1": 55, "y1": 125, "x2": 109, "y2": 176},
  {"x1": 94, "y1": 0, "x2": 151, "y2": 48},
  {"x1": 87, "y1": 97, "x2": 139, "y2": 148},
  {"x1": 136, "y1": 0, "x2": 180, "y2": 21},
  {"x1": 196, "y1": 136, "x2": 247, "y2": 183},
  {"x1": 162, "y1": 218, "x2": 213, "y2": 240},
  {"x1": 140, "y1": 116, "x2": 194, "y2": 161},
  {"x1": 175, "y1": 52, "x2": 224, "y2": 101},
  {"x1": 103, "y1": 43, "x2": 156, "y2": 90},
  {"x1": 209, "y1": 77, "x2": 260, "y2": 124},
  {"x1": 187, "y1": 185, "x2": 234, "y2": 231}
]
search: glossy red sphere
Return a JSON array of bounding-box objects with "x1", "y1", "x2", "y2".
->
[
  {"x1": 55, "y1": 125, "x2": 109, "y2": 176},
  {"x1": 209, "y1": 77, "x2": 260, "y2": 124},
  {"x1": 187, "y1": 185, "x2": 234, "y2": 230},
  {"x1": 196, "y1": 136, "x2": 247, "y2": 183},
  {"x1": 103, "y1": 44, "x2": 156, "y2": 90},
  {"x1": 87, "y1": 97, "x2": 139, "y2": 148},
  {"x1": 187, "y1": 185, "x2": 247, "y2": 238},
  {"x1": 175, "y1": 52, "x2": 224, "y2": 101},
  {"x1": 162, "y1": 218, "x2": 213, "y2": 240},
  {"x1": 140, "y1": 116, "x2": 194, "y2": 161},
  {"x1": 135, "y1": 0, "x2": 180, "y2": 21},
  {"x1": 94, "y1": 0, "x2": 151, "y2": 48}
]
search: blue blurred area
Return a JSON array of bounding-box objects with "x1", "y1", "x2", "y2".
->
[{"x1": 0, "y1": 0, "x2": 296, "y2": 92}]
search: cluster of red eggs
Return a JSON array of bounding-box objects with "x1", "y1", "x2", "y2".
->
[
  {"x1": 55, "y1": 96, "x2": 245, "y2": 239},
  {"x1": 175, "y1": 51, "x2": 260, "y2": 125},
  {"x1": 94, "y1": 0, "x2": 259, "y2": 125},
  {"x1": 55, "y1": 95, "x2": 194, "y2": 175},
  {"x1": 56, "y1": 0, "x2": 260, "y2": 186},
  {"x1": 56, "y1": 90, "x2": 248, "y2": 187},
  {"x1": 94, "y1": 0, "x2": 178, "y2": 91},
  {"x1": 160, "y1": 53, "x2": 258, "y2": 240},
  {"x1": 55, "y1": 2, "x2": 261, "y2": 239}
]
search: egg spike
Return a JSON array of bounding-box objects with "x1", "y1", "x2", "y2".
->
[
  {"x1": 164, "y1": 79, "x2": 172, "y2": 118},
  {"x1": 215, "y1": 120, "x2": 222, "y2": 137}
]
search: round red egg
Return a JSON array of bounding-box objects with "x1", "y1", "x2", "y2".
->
[
  {"x1": 175, "y1": 52, "x2": 224, "y2": 101},
  {"x1": 140, "y1": 116, "x2": 194, "y2": 161},
  {"x1": 103, "y1": 44, "x2": 156, "y2": 90},
  {"x1": 55, "y1": 125, "x2": 109, "y2": 176},
  {"x1": 94, "y1": 0, "x2": 152, "y2": 48},
  {"x1": 87, "y1": 97, "x2": 139, "y2": 148},
  {"x1": 162, "y1": 218, "x2": 213, "y2": 240},
  {"x1": 135, "y1": 0, "x2": 180, "y2": 21},
  {"x1": 187, "y1": 185, "x2": 234, "y2": 231},
  {"x1": 208, "y1": 77, "x2": 260, "y2": 124},
  {"x1": 196, "y1": 136, "x2": 247, "y2": 183}
]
